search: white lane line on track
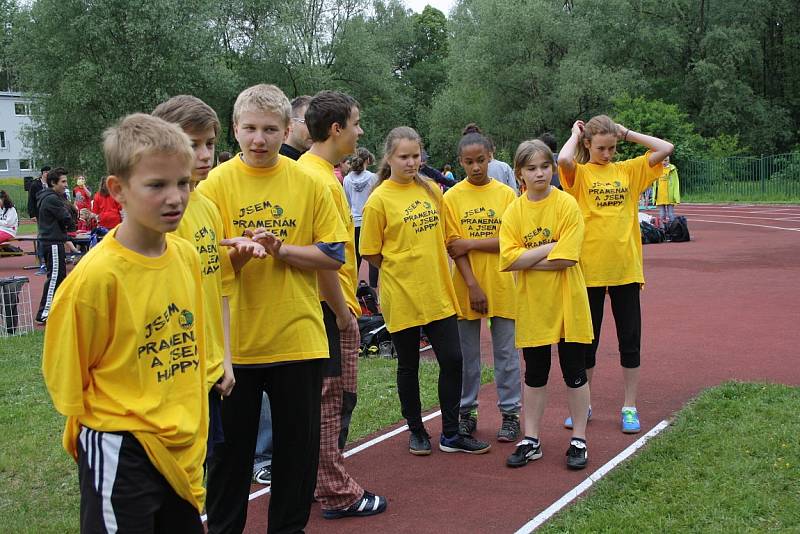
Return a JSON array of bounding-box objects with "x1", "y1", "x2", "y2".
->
[
  {"x1": 690, "y1": 218, "x2": 800, "y2": 231},
  {"x1": 661, "y1": 212, "x2": 800, "y2": 222},
  {"x1": 513, "y1": 420, "x2": 670, "y2": 534},
  {"x1": 200, "y1": 410, "x2": 444, "y2": 522}
]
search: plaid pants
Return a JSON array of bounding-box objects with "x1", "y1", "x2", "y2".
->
[{"x1": 315, "y1": 313, "x2": 363, "y2": 510}]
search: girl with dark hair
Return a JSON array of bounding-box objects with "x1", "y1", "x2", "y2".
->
[
  {"x1": 0, "y1": 190, "x2": 18, "y2": 244},
  {"x1": 442, "y1": 128, "x2": 521, "y2": 443}
]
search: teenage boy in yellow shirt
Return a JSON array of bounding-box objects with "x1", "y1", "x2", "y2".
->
[
  {"x1": 298, "y1": 90, "x2": 387, "y2": 519},
  {"x1": 42, "y1": 114, "x2": 208, "y2": 532},
  {"x1": 198, "y1": 84, "x2": 348, "y2": 534},
  {"x1": 152, "y1": 95, "x2": 267, "y2": 461}
]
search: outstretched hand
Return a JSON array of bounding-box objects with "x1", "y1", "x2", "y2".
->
[
  {"x1": 246, "y1": 229, "x2": 284, "y2": 257},
  {"x1": 219, "y1": 236, "x2": 267, "y2": 259}
]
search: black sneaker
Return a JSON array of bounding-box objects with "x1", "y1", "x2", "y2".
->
[
  {"x1": 566, "y1": 439, "x2": 588, "y2": 470},
  {"x1": 458, "y1": 410, "x2": 477, "y2": 436},
  {"x1": 409, "y1": 429, "x2": 432, "y2": 456},
  {"x1": 497, "y1": 413, "x2": 521, "y2": 442},
  {"x1": 322, "y1": 490, "x2": 388, "y2": 519},
  {"x1": 253, "y1": 465, "x2": 271, "y2": 485},
  {"x1": 439, "y1": 433, "x2": 491, "y2": 454},
  {"x1": 506, "y1": 438, "x2": 542, "y2": 467}
]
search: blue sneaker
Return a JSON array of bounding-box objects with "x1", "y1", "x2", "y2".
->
[
  {"x1": 563, "y1": 406, "x2": 592, "y2": 429},
  {"x1": 35, "y1": 265, "x2": 47, "y2": 276},
  {"x1": 621, "y1": 408, "x2": 640, "y2": 433}
]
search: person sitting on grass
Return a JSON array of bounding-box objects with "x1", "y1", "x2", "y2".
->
[{"x1": 42, "y1": 113, "x2": 209, "y2": 532}]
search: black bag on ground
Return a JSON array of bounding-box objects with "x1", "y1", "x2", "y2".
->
[
  {"x1": 358, "y1": 314, "x2": 394, "y2": 358},
  {"x1": 665, "y1": 215, "x2": 690, "y2": 242},
  {"x1": 356, "y1": 280, "x2": 380, "y2": 315},
  {"x1": 640, "y1": 221, "x2": 666, "y2": 244}
]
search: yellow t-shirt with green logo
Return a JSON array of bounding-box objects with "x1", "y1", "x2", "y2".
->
[
  {"x1": 42, "y1": 229, "x2": 208, "y2": 511},
  {"x1": 173, "y1": 190, "x2": 234, "y2": 389},
  {"x1": 298, "y1": 152, "x2": 360, "y2": 315},
  {"x1": 655, "y1": 172, "x2": 671, "y2": 205},
  {"x1": 359, "y1": 179, "x2": 459, "y2": 332},
  {"x1": 443, "y1": 178, "x2": 516, "y2": 321},
  {"x1": 197, "y1": 154, "x2": 348, "y2": 364},
  {"x1": 499, "y1": 188, "x2": 593, "y2": 347},
  {"x1": 559, "y1": 152, "x2": 665, "y2": 286}
]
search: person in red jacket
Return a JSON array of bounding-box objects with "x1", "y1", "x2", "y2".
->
[{"x1": 92, "y1": 175, "x2": 122, "y2": 229}]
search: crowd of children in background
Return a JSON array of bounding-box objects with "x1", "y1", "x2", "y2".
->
[{"x1": 37, "y1": 80, "x2": 674, "y2": 533}]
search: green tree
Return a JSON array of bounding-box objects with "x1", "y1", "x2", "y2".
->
[{"x1": 12, "y1": 0, "x2": 238, "y2": 177}]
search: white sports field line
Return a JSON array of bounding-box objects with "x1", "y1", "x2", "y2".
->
[
  {"x1": 513, "y1": 420, "x2": 671, "y2": 534},
  {"x1": 689, "y1": 219, "x2": 800, "y2": 232},
  {"x1": 200, "y1": 410, "x2": 443, "y2": 522},
  {"x1": 665, "y1": 204, "x2": 800, "y2": 231}
]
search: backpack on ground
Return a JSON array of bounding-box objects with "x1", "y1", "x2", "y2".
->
[
  {"x1": 640, "y1": 221, "x2": 666, "y2": 244},
  {"x1": 356, "y1": 280, "x2": 380, "y2": 315},
  {"x1": 358, "y1": 314, "x2": 394, "y2": 358},
  {"x1": 665, "y1": 216, "x2": 690, "y2": 242}
]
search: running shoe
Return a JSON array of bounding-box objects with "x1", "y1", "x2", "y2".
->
[
  {"x1": 621, "y1": 408, "x2": 641, "y2": 433},
  {"x1": 322, "y1": 491, "x2": 388, "y2": 519},
  {"x1": 439, "y1": 433, "x2": 491, "y2": 454},
  {"x1": 409, "y1": 429, "x2": 432, "y2": 456},
  {"x1": 565, "y1": 439, "x2": 588, "y2": 469},
  {"x1": 458, "y1": 410, "x2": 477, "y2": 436},
  {"x1": 506, "y1": 438, "x2": 542, "y2": 467},
  {"x1": 497, "y1": 413, "x2": 521, "y2": 442},
  {"x1": 563, "y1": 406, "x2": 592, "y2": 429},
  {"x1": 253, "y1": 465, "x2": 271, "y2": 485}
]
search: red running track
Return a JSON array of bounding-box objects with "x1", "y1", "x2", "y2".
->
[{"x1": 5, "y1": 205, "x2": 798, "y2": 532}]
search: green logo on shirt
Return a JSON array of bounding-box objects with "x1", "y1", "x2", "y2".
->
[
  {"x1": 179, "y1": 310, "x2": 194, "y2": 330},
  {"x1": 271, "y1": 205, "x2": 284, "y2": 218}
]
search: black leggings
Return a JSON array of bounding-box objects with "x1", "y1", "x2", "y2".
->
[
  {"x1": 354, "y1": 226, "x2": 379, "y2": 287},
  {"x1": 390, "y1": 315, "x2": 462, "y2": 437},
  {"x1": 522, "y1": 341, "x2": 588, "y2": 388},
  {"x1": 586, "y1": 283, "x2": 641, "y2": 369}
]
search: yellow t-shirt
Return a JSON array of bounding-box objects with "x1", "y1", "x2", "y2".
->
[
  {"x1": 499, "y1": 188, "x2": 593, "y2": 347},
  {"x1": 559, "y1": 152, "x2": 665, "y2": 286},
  {"x1": 172, "y1": 190, "x2": 234, "y2": 389},
  {"x1": 42, "y1": 229, "x2": 208, "y2": 511},
  {"x1": 442, "y1": 178, "x2": 516, "y2": 320},
  {"x1": 197, "y1": 154, "x2": 349, "y2": 364},
  {"x1": 359, "y1": 179, "x2": 458, "y2": 332},
  {"x1": 297, "y1": 152, "x2": 360, "y2": 315},
  {"x1": 655, "y1": 173, "x2": 672, "y2": 205}
]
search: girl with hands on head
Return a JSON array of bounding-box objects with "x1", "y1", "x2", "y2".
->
[{"x1": 558, "y1": 115, "x2": 673, "y2": 435}]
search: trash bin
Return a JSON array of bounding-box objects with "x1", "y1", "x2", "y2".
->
[{"x1": 0, "y1": 276, "x2": 34, "y2": 336}]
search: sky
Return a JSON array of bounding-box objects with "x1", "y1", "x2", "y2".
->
[{"x1": 404, "y1": 0, "x2": 456, "y2": 15}]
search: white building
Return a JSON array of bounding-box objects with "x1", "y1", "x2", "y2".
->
[{"x1": 0, "y1": 91, "x2": 35, "y2": 177}]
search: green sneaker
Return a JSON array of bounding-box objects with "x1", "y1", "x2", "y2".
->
[{"x1": 621, "y1": 408, "x2": 640, "y2": 434}]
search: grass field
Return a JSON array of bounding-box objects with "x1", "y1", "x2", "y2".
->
[
  {"x1": 540, "y1": 382, "x2": 800, "y2": 533},
  {"x1": 0, "y1": 331, "x2": 486, "y2": 532}
]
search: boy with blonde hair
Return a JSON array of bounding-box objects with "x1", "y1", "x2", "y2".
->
[
  {"x1": 198, "y1": 84, "x2": 348, "y2": 533},
  {"x1": 152, "y1": 95, "x2": 266, "y2": 461},
  {"x1": 42, "y1": 113, "x2": 208, "y2": 532}
]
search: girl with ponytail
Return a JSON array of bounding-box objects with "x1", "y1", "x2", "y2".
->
[{"x1": 558, "y1": 115, "x2": 673, "y2": 435}]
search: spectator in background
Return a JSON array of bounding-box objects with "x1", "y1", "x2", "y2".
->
[
  {"x1": 443, "y1": 164, "x2": 455, "y2": 182},
  {"x1": 538, "y1": 132, "x2": 561, "y2": 189},
  {"x1": 27, "y1": 166, "x2": 51, "y2": 274},
  {"x1": 653, "y1": 155, "x2": 681, "y2": 223},
  {"x1": 281, "y1": 95, "x2": 313, "y2": 160},
  {"x1": 419, "y1": 150, "x2": 456, "y2": 190},
  {"x1": 92, "y1": 175, "x2": 123, "y2": 230},
  {"x1": 73, "y1": 175, "x2": 92, "y2": 211},
  {"x1": 344, "y1": 147, "x2": 380, "y2": 288},
  {"x1": 0, "y1": 189, "x2": 18, "y2": 245},
  {"x1": 218, "y1": 151, "x2": 233, "y2": 163},
  {"x1": 35, "y1": 167, "x2": 76, "y2": 324}
]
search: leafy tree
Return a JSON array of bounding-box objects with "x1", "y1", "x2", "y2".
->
[{"x1": 12, "y1": 0, "x2": 238, "y2": 178}]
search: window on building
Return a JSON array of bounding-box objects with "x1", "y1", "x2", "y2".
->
[
  {"x1": 19, "y1": 159, "x2": 31, "y2": 171},
  {"x1": 0, "y1": 160, "x2": 8, "y2": 171},
  {"x1": 14, "y1": 102, "x2": 30, "y2": 115},
  {"x1": 0, "y1": 131, "x2": 5, "y2": 149}
]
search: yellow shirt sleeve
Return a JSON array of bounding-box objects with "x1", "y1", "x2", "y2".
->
[
  {"x1": 548, "y1": 195, "x2": 584, "y2": 262},
  {"x1": 618, "y1": 151, "x2": 667, "y2": 196},
  {"x1": 499, "y1": 201, "x2": 525, "y2": 271},
  {"x1": 359, "y1": 199, "x2": 386, "y2": 256},
  {"x1": 442, "y1": 191, "x2": 463, "y2": 243}
]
